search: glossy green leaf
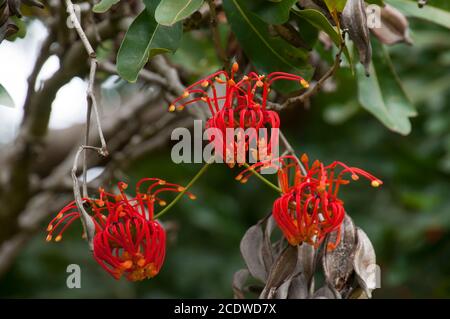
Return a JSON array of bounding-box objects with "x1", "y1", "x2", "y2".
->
[
  {"x1": 0, "y1": 83, "x2": 14, "y2": 108},
  {"x1": 116, "y1": 6, "x2": 182, "y2": 82},
  {"x1": 92, "y1": 0, "x2": 121, "y2": 13},
  {"x1": 6, "y1": 16, "x2": 27, "y2": 41},
  {"x1": 385, "y1": 0, "x2": 450, "y2": 29},
  {"x1": 247, "y1": 0, "x2": 297, "y2": 25},
  {"x1": 223, "y1": 0, "x2": 313, "y2": 91},
  {"x1": 155, "y1": 0, "x2": 204, "y2": 26},
  {"x1": 356, "y1": 43, "x2": 416, "y2": 135},
  {"x1": 171, "y1": 32, "x2": 221, "y2": 76}
]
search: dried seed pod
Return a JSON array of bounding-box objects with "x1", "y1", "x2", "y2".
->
[
  {"x1": 259, "y1": 245, "x2": 298, "y2": 299},
  {"x1": 287, "y1": 273, "x2": 309, "y2": 299},
  {"x1": 232, "y1": 269, "x2": 250, "y2": 299},
  {"x1": 0, "y1": 21, "x2": 17, "y2": 42},
  {"x1": 353, "y1": 227, "x2": 378, "y2": 298},
  {"x1": 22, "y1": 0, "x2": 44, "y2": 9},
  {"x1": 240, "y1": 222, "x2": 269, "y2": 282},
  {"x1": 341, "y1": 0, "x2": 372, "y2": 75},
  {"x1": 371, "y1": 4, "x2": 413, "y2": 45}
]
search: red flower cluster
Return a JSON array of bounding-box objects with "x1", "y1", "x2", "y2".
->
[
  {"x1": 169, "y1": 63, "x2": 309, "y2": 166},
  {"x1": 46, "y1": 179, "x2": 195, "y2": 281},
  {"x1": 238, "y1": 155, "x2": 382, "y2": 250}
]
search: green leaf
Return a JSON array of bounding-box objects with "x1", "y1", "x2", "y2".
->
[
  {"x1": 6, "y1": 16, "x2": 27, "y2": 41},
  {"x1": 324, "y1": 0, "x2": 347, "y2": 13},
  {"x1": 247, "y1": 0, "x2": 297, "y2": 25},
  {"x1": 116, "y1": 6, "x2": 182, "y2": 82},
  {"x1": 385, "y1": 0, "x2": 450, "y2": 29},
  {"x1": 92, "y1": 0, "x2": 121, "y2": 13},
  {"x1": 0, "y1": 83, "x2": 15, "y2": 108},
  {"x1": 356, "y1": 43, "x2": 416, "y2": 135},
  {"x1": 223, "y1": 0, "x2": 313, "y2": 91},
  {"x1": 155, "y1": 0, "x2": 204, "y2": 26}
]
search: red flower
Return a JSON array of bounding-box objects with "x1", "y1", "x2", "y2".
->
[
  {"x1": 169, "y1": 63, "x2": 309, "y2": 166},
  {"x1": 238, "y1": 155, "x2": 382, "y2": 250},
  {"x1": 46, "y1": 178, "x2": 195, "y2": 281}
]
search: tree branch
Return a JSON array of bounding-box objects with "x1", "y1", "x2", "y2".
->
[{"x1": 269, "y1": 44, "x2": 344, "y2": 111}]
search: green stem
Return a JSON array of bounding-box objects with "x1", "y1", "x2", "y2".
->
[
  {"x1": 154, "y1": 163, "x2": 211, "y2": 220},
  {"x1": 243, "y1": 163, "x2": 282, "y2": 194}
]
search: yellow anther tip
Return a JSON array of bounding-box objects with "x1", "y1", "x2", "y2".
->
[
  {"x1": 351, "y1": 174, "x2": 359, "y2": 181},
  {"x1": 159, "y1": 180, "x2": 166, "y2": 185},
  {"x1": 300, "y1": 79, "x2": 310, "y2": 88},
  {"x1": 46, "y1": 225, "x2": 53, "y2": 232},
  {"x1": 55, "y1": 235, "x2": 62, "y2": 242},
  {"x1": 232, "y1": 62, "x2": 239, "y2": 72},
  {"x1": 188, "y1": 194, "x2": 197, "y2": 200},
  {"x1": 235, "y1": 175, "x2": 243, "y2": 181},
  {"x1": 46, "y1": 234, "x2": 52, "y2": 242},
  {"x1": 201, "y1": 80, "x2": 209, "y2": 87},
  {"x1": 158, "y1": 200, "x2": 167, "y2": 207},
  {"x1": 182, "y1": 91, "x2": 189, "y2": 98},
  {"x1": 121, "y1": 260, "x2": 133, "y2": 270},
  {"x1": 168, "y1": 104, "x2": 176, "y2": 112},
  {"x1": 371, "y1": 180, "x2": 381, "y2": 187}
]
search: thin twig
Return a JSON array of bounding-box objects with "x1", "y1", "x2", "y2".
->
[
  {"x1": 242, "y1": 163, "x2": 282, "y2": 194},
  {"x1": 154, "y1": 162, "x2": 212, "y2": 219},
  {"x1": 279, "y1": 130, "x2": 307, "y2": 176},
  {"x1": 23, "y1": 29, "x2": 56, "y2": 119},
  {"x1": 65, "y1": 0, "x2": 107, "y2": 153},
  {"x1": 82, "y1": 103, "x2": 92, "y2": 197}
]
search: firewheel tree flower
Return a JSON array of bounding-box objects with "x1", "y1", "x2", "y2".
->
[
  {"x1": 46, "y1": 178, "x2": 196, "y2": 281},
  {"x1": 237, "y1": 155, "x2": 382, "y2": 250},
  {"x1": 168, "y1": 63, "x2": 309, "y2": 167}
]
